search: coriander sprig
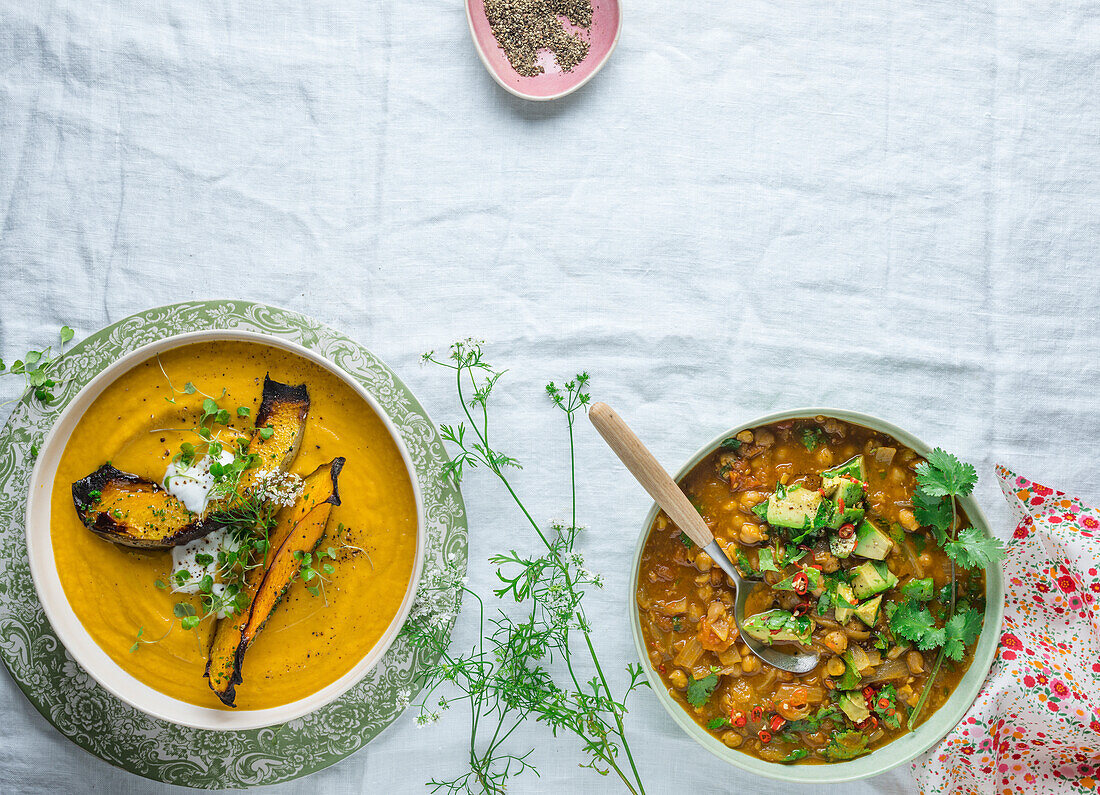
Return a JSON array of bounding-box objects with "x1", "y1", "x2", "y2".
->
[
  {"x1": 893, "y1": 448, "x2": 1005, "y2": 729},
  {"x1": 407, "y1": 342, "x2": 645, "y2": 795}
]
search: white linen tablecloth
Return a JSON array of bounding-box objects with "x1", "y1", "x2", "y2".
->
[{"x1": 1, "y1": 1, "x2": 1098, "y2": 792}]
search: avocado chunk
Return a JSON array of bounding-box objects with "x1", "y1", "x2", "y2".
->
[
  {"x1": 830, "y1": 533, "x2": 857, "y2": 559},
  {"x1": 833, "y1": 582, "x2": 857, "y2": 624},
  {"x1": 900, "y1": 577, "x2": 934, "y2": 602},
  {"x1": 741, "y1": 609, "x2": 815, "y2": 646},
  {"x1": 822, "y1": 455, "x2": 866, "y2": 486},
  {"x1": 823, "y1": 479, "x2": 865, "y2": 529},
  {"x1": 854, "y1": 595, "x2": 882, "y2": 627},
  {"x1": 838, "y1": 690, "x2": 871, "y2": 723},
  {"x1": 759, "y1": 485, "x2": 824, "y2": 530},
  {"x1": 853, "y1": 519, "x2": 893, "y2": 560},
  {"x1": 851, "y1": 561, "x2": 898, "y2": 600}
]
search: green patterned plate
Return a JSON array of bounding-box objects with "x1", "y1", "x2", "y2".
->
[{"x1": 0, "y1": 301, "x2": 467, "y2": 787}]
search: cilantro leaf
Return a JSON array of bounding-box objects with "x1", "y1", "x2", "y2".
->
[
  {"x1": 800, "y1": 427, "x2": 823, "y2": 452},
  {"x1": 757, "y1": 547, "x2": 780, "y2": 573},
  {"x1": 685, "y1": 672, "x2": 719, "y2": 707},
  {"x1": 736, "y1": 549, "x2": 758, "y2": 577},
  {"x1": 720, "y1": 437, "x2": 742, "y2": 451},
  {"x1": 824, "y1": 729, "x2": 869, "y2": 761},
  {"x1": 942, "y1": 607, "x2": 984, "y2": 661},
  {"x1": 707, "y1": 716, "x2": 730, "y2": 730},
  {"x1": 915, "y1": 449, "x2": 978, "y2": 498},
  {"x1": 890, "y1": 601, "x2": 945, "y2": 651},
  {"x1": 944, "y1": 527, "x2": 1006, "y2": 570},
  {"x1": 912, "y1": 489, "x2": 953, "y2": 540}
]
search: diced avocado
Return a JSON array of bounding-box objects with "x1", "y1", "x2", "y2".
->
[
  {"x1": 900, "y1": 577, "x2": 934, "y2": 602},
  {"x1": 854, "y1": 595, "x2": 882, "y2": 627},
  {"x1": 838, "y1": 691, "x2": 871, "y2": 723},
  {"x1": 824, "y1": 476, "x2": 864, "y2": 504},
  {"x1": 833, "y1": 582, "x2": 857, "y2": 624},
  {"x1": 761, "y1": 485, "x2": 824, "y2": 530},
  {"x1": 851, "y1": 560, "x2": 898, "y2": 600},
  {"x1": 853, "y1": 519, "x2": 893, "y2": 560},
  {"x1": 741, "y1": 609, "x2": 814, "y2": 646},
  {"x1": 822, "y1": 455, "x2": 866, "y2": 484},
  {"x1": 824, "y1": 481, "x2": 866, "y2": 530},
  {"x1": 830, "y1": 532, "x2": 857, "y2": 559}
]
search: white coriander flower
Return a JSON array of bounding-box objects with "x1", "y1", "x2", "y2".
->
[{"x1": 249, "y1": 470, "x2": 303, "y2": 507}]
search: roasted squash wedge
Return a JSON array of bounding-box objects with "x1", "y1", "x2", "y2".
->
[
  {"x1": 235, "y1": 374, "x2": 310, "y2": 495},
  {"x1": 205, "y1": 457, "x2": 343, "y2": 707},
  {"x1": 71, "y1": 464, "x2": 206, "y2": 549}
]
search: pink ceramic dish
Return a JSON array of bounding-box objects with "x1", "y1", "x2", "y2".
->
[{"x1": 466, "y1": 0, "x2": 621, "y2": 101}]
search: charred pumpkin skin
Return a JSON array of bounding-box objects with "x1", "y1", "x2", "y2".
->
[
  {"x1": 235, "y1": 374, "x2": 310, "y2": 495},
  {"x1": 205, "y1": 457, "x2": 344, "y2": 707},
  {"x1": 71, "y1": 464, "x2": 205, "y2": 549}
]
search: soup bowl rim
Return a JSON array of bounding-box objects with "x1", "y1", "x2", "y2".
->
[
  {"x1": 25, "y1": 328, "x2": 427, "y2": 731},
  {"x1": 627, "y1": 406, "x2": 1004, "y2": 783}
]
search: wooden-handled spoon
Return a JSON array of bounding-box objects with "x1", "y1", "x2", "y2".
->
[{"x1": 588, "y1": 402, "x2": 819, "y2": 674}]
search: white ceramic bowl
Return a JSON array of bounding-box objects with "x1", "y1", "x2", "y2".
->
[
  {"x1": 628, "y1": 407, "x2": 1004, "y2": 783},
  {"x1": 25, "y1": 329, "x2": 425, "y2": 731}
]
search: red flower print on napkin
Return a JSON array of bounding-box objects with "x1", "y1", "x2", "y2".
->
[{"x1": 913, "y1": 468, "x2": 1100, "y2": 795}]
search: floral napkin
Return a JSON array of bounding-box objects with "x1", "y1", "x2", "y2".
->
[{"x1": 914, "y1": 468, "x2": 1100, "y2": 794}]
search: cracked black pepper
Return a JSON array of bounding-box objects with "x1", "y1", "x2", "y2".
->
[{"x1": 483, "y1": 0, "x2": 593, "y2": 77}]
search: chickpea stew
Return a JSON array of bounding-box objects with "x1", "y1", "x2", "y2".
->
[{"x1": 636, "y1": 417, "x2": 988, "y2": 764}]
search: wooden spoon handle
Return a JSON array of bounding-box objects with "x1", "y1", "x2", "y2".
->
[{"x1": 588, "y1": 402, "x2": 715, "y2": 549}]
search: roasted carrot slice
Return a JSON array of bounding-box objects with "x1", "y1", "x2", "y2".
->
[{"x1": 205, "y1": 457, "x2": 343, "y2": 707}]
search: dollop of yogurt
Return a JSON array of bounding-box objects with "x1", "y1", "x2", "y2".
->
[
  {"x1": 165, "y1": 451, "x2": 240, "y2": 616},
  {"x1": 163, "y1": 450, "x2": 235, "y2": 513},
  {"x1": 171, "y1": 529, "x2": 229, "y2": 593}
]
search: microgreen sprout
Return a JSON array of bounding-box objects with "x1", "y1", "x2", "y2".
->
[{"x1": 0, "y1": 326, "x2": 75, "y2": 408}]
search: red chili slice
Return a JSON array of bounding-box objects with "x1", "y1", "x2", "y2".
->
[
  {"x1": 769, "y1": 714, "x2": 786, "y2": 732},
  {"x1": 838, "y1": 523, "x2": 855, "y2": 539},
  {"x1": 792, "y1": 572, "x2": 808, "y2": 595},
  {"x1": 751, "y1": 705, "x2": 764, "y2": 722},
  {"x1": 758, "y1": 729, "x2": 772, "y2": 743},
  {"x1": 732, "y1": 711, "x2": 747, "y2": 727}
]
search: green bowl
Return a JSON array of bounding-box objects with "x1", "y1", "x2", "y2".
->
[{"x1": 627, "y1": 407, "x2": 1004, "y2": 783}]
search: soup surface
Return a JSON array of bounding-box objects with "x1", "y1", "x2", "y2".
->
[
  {"x1": 50, "y1": 340, "x2": 418, "y2": 710},
  {"x1": 637, "y1": 417, "x2": 985, "y2": 764}
]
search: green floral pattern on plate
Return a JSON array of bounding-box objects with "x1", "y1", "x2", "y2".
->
[{"x1": 0, "y1": 301, "x2": 467, "y2": 787}]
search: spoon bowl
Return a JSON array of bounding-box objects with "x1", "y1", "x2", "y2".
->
[
  {"x1": 465, "y1": 0, "x2": 621, "y2": 101},
  {"x1": 588, "y1": 402, "x2": 819, "y2": 675}
]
